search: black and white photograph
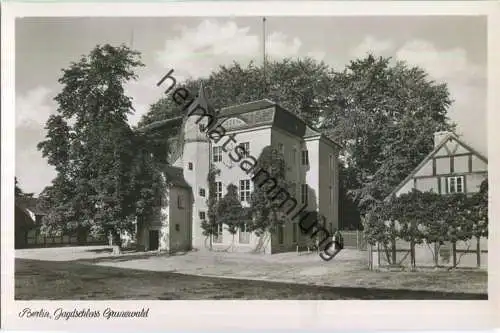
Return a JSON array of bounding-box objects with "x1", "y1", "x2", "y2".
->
[{"x1": 2, "y1": 1, "x2": 499, "y2": 331}]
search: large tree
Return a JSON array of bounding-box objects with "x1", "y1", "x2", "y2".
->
[
  {"x1": 138, "y1": 58, "x2": 334, "y2": 150},
  {"x1": 321, "y1": 55, "x2": 454, "y2": 212},
  {"x1": 15, "y1": 177, "x2": 34, "y2": 199},
  {"x1": 216, "y1": 183, "x2": 245, "y2": 251},
  {"x1": 248, "y1": 145, "x2": 292, "y2": 251},
  {"x1": 142, "y1": 55, "x2": 454, "y2": 223},
  {"x1": 38, "y1": 44, "x2": 163, "y2": 252},
  {"x1": 200, "y1": 164, "x2": 221, "y2": 250}
]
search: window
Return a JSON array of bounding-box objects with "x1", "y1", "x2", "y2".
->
[
  {"x1": 199, "y1": 211, "x2": 206, "y2": 220},
  {"x1": 239, "y1": 180, "x2": 251, "y2": 202},
  {"x1": 188, "y1": 162, "x2": 193, "y2": 170},
  {"x1": 301, "y1": 150, "x2": 309, "y2": 165},
  {"x1": 177, "y1": 194, "x2": 185, "y2": 209},
  {"x1": 301, "y1": 184, "x2": 308, "y2": 204},
  {"x1": 447, "y1": 176, "x2": 465, "y2": 194},
  {"x1": 292, "y1": 223, "x2": 298, "y2": 243},
  {"x1": 213, "y1": 223, "x2": 223, "y2": 243},
  {"x1": 215, "y1": 182, "x2": 223, "y2": 200},
  {"x1": 213, "y1": 146, "x2": 222, "y2": 162},
  {"x1": 239, "y1": 142, "x2": 250, "y2": 157},
  {"x1": 175, "y1": 224, "x2": 180, "y2": 232},
  {"x1": 278, "y1": 143, "x2": 284, "y2": 156},
  {"x1": 239, "y1": 223, "x2": 250, "y2": 244},
  {"x1": 278, "y1": 224, "x2": 284, "y2": 244},
  {"x1": 199, "y1": 188, "x2": 206, "y2": 197}
]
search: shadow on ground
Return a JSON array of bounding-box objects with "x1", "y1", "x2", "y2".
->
[
  {"x1": 85, "y1": 248, "x2": 113, "y2": 254},
  {"x1": 76, "y1": 250, "x2": 190, "y2": 264},
  {"x1": 15, "y1": 259, "x2": 487, "y2": 300}
]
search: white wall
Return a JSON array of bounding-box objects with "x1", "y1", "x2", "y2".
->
[
  {"x1": 318, "y1": 139, "x2": 339, "y2": 231},
  {"x1": 214, "y1": 126, "x2": 272, "y2": 204},
  {"x1": 271, "y1": 127, "x2": 309, "y2": 252},
  {"x1": 210, "y1": 126, "x2": 273, "y2": 252},
  {"x1": 182, "y1": 140, "x2": 210, "y2": 250}
]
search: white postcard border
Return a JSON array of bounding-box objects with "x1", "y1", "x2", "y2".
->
[{"x1": 2, "y1": 1, "x2": 499, "y2": 330}]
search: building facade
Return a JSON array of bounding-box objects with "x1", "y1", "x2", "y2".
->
[
  {"x1": 136, "y1": 85, "x2": 341, "y2": 254},
  {"x1": 389, "y1": 131, "x2": 487, "y2": 197},
  {"x1": 374, "y1": 131, "x2": 488, "y2": 268}
]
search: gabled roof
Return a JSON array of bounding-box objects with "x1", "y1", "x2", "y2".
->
[
  {"x1": 220, "y1": 99, "x2": 276, "y2": 116},
  {"x1": 219, "y1": 99, "x2": 342, "y2": 147},
  {"x1": 161, "y1": 164, "x2": 191, "y2": 189},
  {"x1": 385, "y1": 132, "x2": 488, "y2": 201},
  {"x1": 15, "y1": 197, "x2": 46, "y2": 215},
  {"x1": 135, "y1": 116, "x2": 183, "y2": 134},
  {"x1": 136, "y1": 93, "x2": 343, "y2": 159}
]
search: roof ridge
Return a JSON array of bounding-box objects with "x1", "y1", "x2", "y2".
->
[
  {"x1": 385, "y1": 133, "x2": 487, "y2": 201},
  {"x1": 220, "y1": 99, "x2": 276, "y2": 111}
]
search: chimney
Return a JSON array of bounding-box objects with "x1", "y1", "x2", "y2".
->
[{"x1": 434, "y1": 131, "x2": 453, "y2": 148}]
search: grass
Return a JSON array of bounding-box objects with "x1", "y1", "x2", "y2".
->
[{"x1": 15, "y1": 259, "x2": 487, "y2": 300}]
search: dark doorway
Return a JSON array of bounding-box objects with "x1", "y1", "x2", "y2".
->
[{"x1": 149, "y1": 230, "x2": 159, "y2": 251}]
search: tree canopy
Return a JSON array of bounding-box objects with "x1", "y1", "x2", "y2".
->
[
  {"x1": 141, "y1": 55, "x2": 455, "y2": 223},
  {"x1": 37, "y1": 44, "x2": 164, "y2": 249},
  {"x1": 249, "y1": 145, "x2": 291, "y2": 236},
  {"x1": 365, "y1": 185, "x2": 489, "y2": 267},
  {"x1": 217, "y1": 183, "x2": 245, "y2": 249},
  {"x1": 15, "y1": 177, "x2": 34, "y2": 199}
]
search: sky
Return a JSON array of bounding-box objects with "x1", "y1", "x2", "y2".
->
[{"x1": 15, "y1": 16, "x2": 487, "y2": 195}]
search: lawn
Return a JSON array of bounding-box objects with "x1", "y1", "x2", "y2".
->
[{"x1": 15, "y1": 259, "x2": 486, "y2": 300}]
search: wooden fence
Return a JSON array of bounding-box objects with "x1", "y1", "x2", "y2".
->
[
  {"x1": 23, "y1": 229, "x2": 108, "y2": 248},
  {"x1": 340, "y1": 230, "x2": 366, "y2": 250}
]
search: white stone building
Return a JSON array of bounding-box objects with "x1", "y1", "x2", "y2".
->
[{"x1": 136, "y1": 85, "x2": 341, "y2": 254}]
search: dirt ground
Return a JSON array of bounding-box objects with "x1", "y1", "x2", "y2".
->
[
  {"x1": 16, "y1": 258, "x2": 486, "y2": 300},
  {"x1": 15, "y1": 246, "x2": 487, "y2": 294}
]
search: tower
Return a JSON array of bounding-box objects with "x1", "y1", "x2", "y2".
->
[{"x1": 180, "y1": 83, "x2": 216, "y2": 249}]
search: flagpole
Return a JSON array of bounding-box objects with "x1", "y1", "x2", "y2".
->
[
  {"x1": 262, "y1": 17, "x2": 267, "y2": 94},
  {"x1": 130, "y1": 27, "x2": 134, "y2": 48}
]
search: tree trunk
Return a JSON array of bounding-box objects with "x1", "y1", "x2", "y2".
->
[
  {"x1": 368, "y1": 244, "x2": 373, "y2": 270},
  {"x1": 111, "y1": 230, "x2": 122, "y2": 255},
  {"x1": 76, "y1": 227, "x2": 87, "y2": 245},
  {"x1": 391, "y1": 238, "x2": 397, "y2": 265},
  {"x1": 452, "y1": 241, "x2": 457, "y2": 267},
  {"x1": 434, "y1": 243, "x2": 439, "y2": 267},
  {"x1": 377, "y1": 243, "x2": 381, "y2": 267},
  {"x1": 476, "y1": 236, "x2": 481, "y2": 268},
  {"x1": 410, "y1": 241, "x2": 416, "y2": 270}
]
